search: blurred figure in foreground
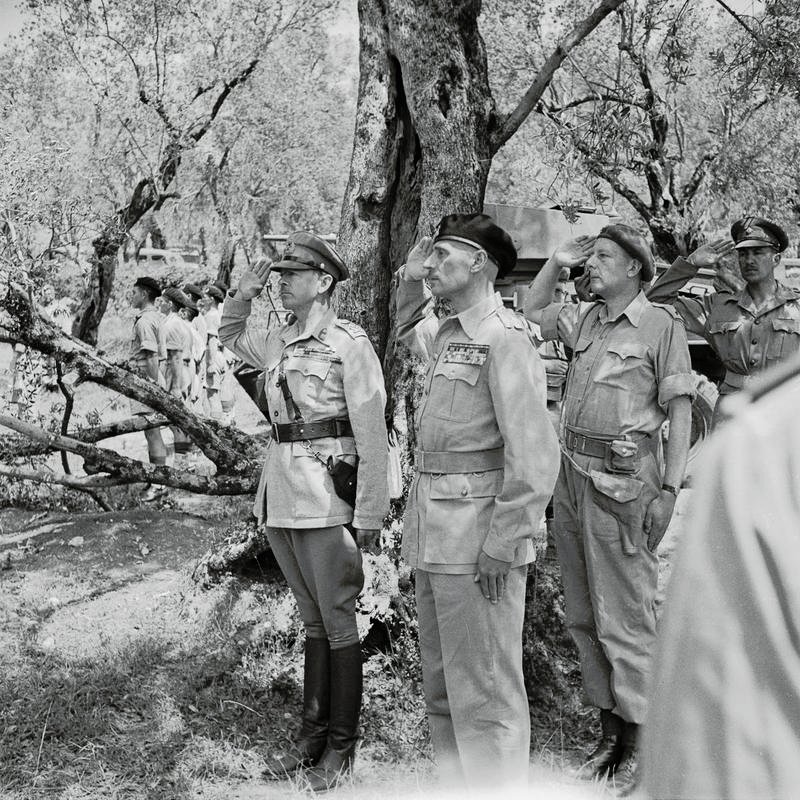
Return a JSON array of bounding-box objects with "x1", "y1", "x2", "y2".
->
[{"x1": 643, "y1": 355, "x2": 800, "y2": 800}]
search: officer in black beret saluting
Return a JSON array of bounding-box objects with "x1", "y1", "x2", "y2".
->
[
  {"x1": 525, "y1": 225, "x2": 695, "y2": 795},
  {"x1": 396, "y1": 213, "x2": 560, "y2": 789},
  {"x1": 648, "y1": 216, "x2": 800, "y2": 419},
  {"x1": 220, "y1": 232, "x2": 389, "y2": 792}
]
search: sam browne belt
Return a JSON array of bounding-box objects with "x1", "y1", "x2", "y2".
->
[{"x1": 271, "y1": 418, "x2": 353, "y2": 443}]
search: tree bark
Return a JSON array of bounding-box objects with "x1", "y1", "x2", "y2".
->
[{"x1": 335, "y1": 0, "x2": 495, "y2": 362}]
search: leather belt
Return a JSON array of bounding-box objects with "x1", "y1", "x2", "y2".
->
[
  {"x1": 415, "y1": 447, "x2": 504, "y2": 474},
  {"x1": 723, "y1": 370, "x2": 753, "y2": 390},
  {"x1": 271, "y1": 418, "x2": 353, "y2": 443},
  {"x1": 563, "y1": 427, "x2": 657, "y2": 459}
]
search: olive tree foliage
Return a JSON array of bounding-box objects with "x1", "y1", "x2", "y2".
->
[
  {"x1": 486, "y1": 0, "x2": 800, "y2": 262},
  {"x1": 0, "y1": 0, "x2": 338, "y2": 504}
]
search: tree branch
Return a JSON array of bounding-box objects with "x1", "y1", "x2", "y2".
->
[
  {"x1": 680, "y1": 151, "x2": 718, "y2": 208},
  {"x1": 491, "y1": 0, "x2": 627, "y2": 152},
  {"x1": 0, "y1": 464, "x2": 127, "y2": 490},
  {"x1": 0, "y1": 414, "x2": 258, "y2": 495}
]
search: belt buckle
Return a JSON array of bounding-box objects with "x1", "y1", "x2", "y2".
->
[
  {"x1": 271, "y1": 422, "x2": 282, "y2": 443},
  {"x1": 577, "y1": 435, "x2": 587, "y2": 453}
]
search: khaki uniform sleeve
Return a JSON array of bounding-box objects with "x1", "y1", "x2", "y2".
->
[
  {"x1": 655, "y1": 314, "x2": 696, "y2": 408},
  {"x1": 395, "y1": 268, "x2": 439, "y2": 361},
  {"x1": 646, "y1": 258, "x2": 713, "y2": 337},
  {"x1": 539, "y1": 301, "x2": 582, "y2": 350},
  {"x1": 481, "y1": 331, "x2": 561, "y2": 562},
  {"x1": 342, "y1": 337, "x2": 389, "y2": 530},
  {"x1": 219, "y1": 296, "x2": 268, "y2": 368}
]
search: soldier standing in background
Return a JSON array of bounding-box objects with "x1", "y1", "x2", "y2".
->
[
  {"x1": 128, "y1": 276, "x2": 168, "y2": 502},
  {"x1": 647, "y1": 217, "x2": 799, "y2": 420},
  {"x1": 161, "y1": 287, "x2": 196, "y2": 461},
  {"x1": 220, "y1": 233, "x2": 388, "y2": 792},
  {"x1": 202, "y1": 284, "x2": 226, "y2": 420},
  {"x1": 525, "y1": 226, "x2": 694, "y2": 795},
  {"x1": 395, "y1": 213, "x2": 559, "y2": 789}
]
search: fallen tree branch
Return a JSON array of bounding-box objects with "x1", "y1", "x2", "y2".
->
[{"x1": 0, "y1": 413, "x2": 258, "y2": 495}]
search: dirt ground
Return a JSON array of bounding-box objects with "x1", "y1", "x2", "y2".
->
[{"x1": 0, "y1": 481, "x2": 693, "y2": 799}]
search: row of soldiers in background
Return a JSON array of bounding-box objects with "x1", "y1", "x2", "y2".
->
[
  {"x1": 128, "y1": 277, "x2": 237, "y2": 500},
  {"x1": 216, "y1": 213, "x2": 797, "y2": 796}
]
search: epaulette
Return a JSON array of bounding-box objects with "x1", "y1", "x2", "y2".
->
[
  {"x1": 334, "y1": 319, "x2": 368, "y2": 339},
  {"x1": 495, "y1": 305, "x2": 528, "y2": 332},
  {"x1": 650, "y1": 301, "x2": 682, "y2": 320}
]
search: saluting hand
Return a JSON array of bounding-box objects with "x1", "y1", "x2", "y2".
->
[
  {"x1": 405, "y1": 236, "x2": 434, "y2": 281},
  {"x1": 474, "y1": 551, "x2": 512, "y2": 604},
  {"x1": 686, "y1": 238, "x2": 734, "y2": 270},
  {"x1": 234, "y1": 257, "x2": 273, "y2": 301},
  {"x1": 553, "y1": 235, "x2": 595, "y2": 269}
]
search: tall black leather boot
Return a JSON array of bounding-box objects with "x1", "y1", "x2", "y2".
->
[
  {"x1": 263, "y1": 637, "x2": 330, "y2": 778},
  {"x1": 305, "y1": 642, "x2": 362, "y2": 792},
  {"x1": 612, "y1": 722, "x2": 639, "y2": 796},
  {"x1": 576, "y1": 709, "x2": 625, "y2": 780}
]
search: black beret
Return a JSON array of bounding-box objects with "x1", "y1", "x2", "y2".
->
[
  {"x1": 731, "y1": 216, "x2": 788, "y2": 252},
  {"x1": 434, "y1": 213, "x2": 517, "y2": 279},
  {"x1": 183, "y1": 283, "x2": 203, "y2": 300},
  {"x1": 134, "y1": 276, "x2": 161, "y2": 295},
  {"x1": 204, "y1": 285, "x2": 225, "y2": 302},
  {"x1": 273, "y1": 231, "x2": 348, "y2": 282},
  {"x1": 597, "y1": 224, "x2": 655, "y2": 282},
  {"x1": 162, "y1": 286, "x2": 197, "y2": 311}
]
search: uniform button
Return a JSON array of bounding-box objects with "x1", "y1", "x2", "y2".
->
[
  {"x1": 754, "y1": 319, "x2": 760, "y2": 325},
  {"x1": 274, "y1": 411, "x2": 279, "y2": 417},
  {"x1": 752, "y1": 339, "x2": 758, "y2": 345},
  {"x1": 750, "y1": 357, "x2": 757, "y2": 365},
  {"x1": 319, "y1": 328, "x2": 327, "y2": 340},
  {"x1": 460, "y1": 488, "x2": 468, "y2": 496}
]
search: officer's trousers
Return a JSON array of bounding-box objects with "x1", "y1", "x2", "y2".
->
[
  {"x1": 416, "y1": 567, "x2": 530, "y2": 788},
  {"x1": 266, "y1": 526, "x2": 364, "y2": 649},
  {"x1": 552, "y1": 455, "x2": 659, "y2": 725}
]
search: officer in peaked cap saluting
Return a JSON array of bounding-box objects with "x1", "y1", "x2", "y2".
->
[
  {"x1": 219, "y1": 231, "x2": 388, "y2": 792},
  {"x1": 395, "y1": 213, "x2": 559, "y2": 788},
  {"x1": 648, "y1": 215, "x2": 800, "y2": 419}
]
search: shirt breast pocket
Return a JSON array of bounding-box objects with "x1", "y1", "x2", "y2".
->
[
  {"x1": 594, "y1": 342, "x2": 649, "y2": 389},
  {"x1": 767, "y1": 317, "x2": 800, "y2": 362},
  {"x1": 429, "y1": 360, "x2": 482, "y2": 421},
  {"x1": 707, "y1": 319, "x2": 743, "y2": 355}
]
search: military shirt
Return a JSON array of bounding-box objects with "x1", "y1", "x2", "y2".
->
[
  {"x1": 540, "y1": 291, "x2": 695, "y2": 437},
  {"x1": 130, "y1": 308, "x2": 162, "y2": 376},
  {"x1": 219, "y1": 296, "x2": 388, "y2": 531},
  {"x1": 396, "y1": 274, "x2": 560, "y2": 573},
  {"x1": 647, "y1": 257, "x2": 800, "y2": 395}
]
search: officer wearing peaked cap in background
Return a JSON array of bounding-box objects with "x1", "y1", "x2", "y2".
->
[
  {"x1": 219, "y1": 231, "x2": 388, "y2": 792},
  {"x1": 395, "y1": 213, "x2": 560, "y2": 789},
  {"x1": 525, "y1": 224, "x2": 694, "y2": 795},
  {"x1": 647, "y1": 216, "x2": 800, "y2": 420}
]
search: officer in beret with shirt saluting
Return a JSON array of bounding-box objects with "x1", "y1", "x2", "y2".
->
[
  {"x1": 525, "y1": 224, "x2": 695, "y2": 795},
  {"x1": 648, "y1": 216, "x2": 800, "y2": 420},
  {"x1": 396, "y1": 213, "x2": 560, "y2": 789},
  {"x1": 219, "y1": 232, "x2": 389, "y2": 792}
]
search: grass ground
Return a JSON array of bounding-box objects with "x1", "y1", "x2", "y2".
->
[{"x1": 0, "y1": 490, "x2": 692, "y2": 799}]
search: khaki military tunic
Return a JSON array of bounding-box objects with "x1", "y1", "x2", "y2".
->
[
  {"x1": 396, "y1": 274, "x2": 559, "y2": 787},
  {"x1": 648, "y1": 257, "x2": 800, "y2": 395},
  {"x1": 396, "y1": 278, "x2": 560, "y2": 571},
  {"x1": 219, "y1": 296, "x2": 388, "y2": 531},
  {"x1": 643, "y1": 360, "x2": 800, "y2": 800}
]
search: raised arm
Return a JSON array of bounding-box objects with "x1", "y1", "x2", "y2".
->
[
  {"x1": 395, "y1": 236, "x2": 439, "y2": 361},
  {"x1": 523, "y1": 235, "x2": 594, "y2": 325},
  {"x1": 219, "y1": 258, "x2": 272, "y2": 368},
  {"x1": 646, "y1": 239, "x2": 734, "y2": 336}
]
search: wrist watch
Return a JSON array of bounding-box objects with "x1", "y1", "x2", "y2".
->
[{"x1": 661, "y1": 483, "x2": 679, "y2": 497}]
